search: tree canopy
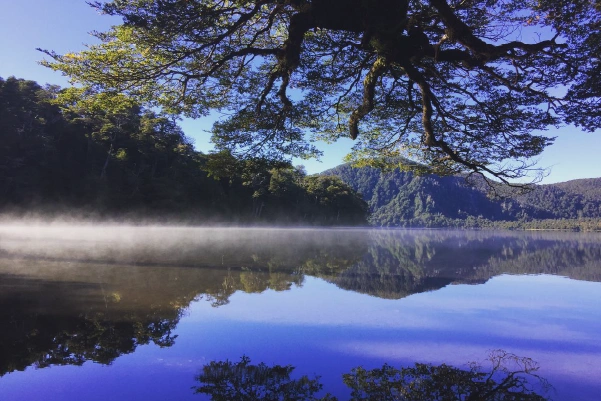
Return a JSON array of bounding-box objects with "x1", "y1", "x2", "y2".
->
[
  {"x1": 0, "y1": 76, "x2": 367, "y2": 224},
  {"x1": 42, "y1": 0, "x2": 601, "y2": 183}
]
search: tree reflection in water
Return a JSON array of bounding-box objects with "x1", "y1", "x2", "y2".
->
[
  {"x1": 194, "y1": 351, "x2": 551, "y2": 401},
  {"x1": 194, "y1": 355, "x2": 333, "y2": 401},
  {"x1": 2, "y1": 228, "x2": 600, "y2": 383}
]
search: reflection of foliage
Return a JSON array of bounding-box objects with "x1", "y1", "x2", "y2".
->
[
  {"x1": 0, "y1": 310, "x2": 181, "y2": 375},
  {"x1": 0, "y1": 229, "x2": 368, "y2": 375},
  {"x1": 3, "y1": 228, "x2": 601, "y2": 380},
  {"x1": 194, "y1": 356, "x2": 334, "y2": 401},
  {"x1": 41, "y1": 312, "x2": 179, "y2": 366},
  {"x1": 195, "y1": 352, "x2": 551, "y2": 401},
  {"x1": 483, "y1": 243, "x2": 601, "y2": 282},
  {"x1": 343, "y1": 350, "x2": 550, "y2": 401},
  {"x1": 0, "y1": 262, "x2": 193, "y2": 376}
]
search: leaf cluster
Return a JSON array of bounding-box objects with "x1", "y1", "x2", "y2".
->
[{"x1": 40, "y1": 0, "x2": 601, "y2": 185}]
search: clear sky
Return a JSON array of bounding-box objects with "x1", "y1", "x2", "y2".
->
[{"x1": 1, "y1": 0, "x2": 599, "y2": 182}]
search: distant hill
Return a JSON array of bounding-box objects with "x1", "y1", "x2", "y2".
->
[
  {"x1": 517, "y1": 178, "x2": 601, "y2": 219},
  {"x1": 323, "y1": 164, "x2": 601, "y2": 228}
]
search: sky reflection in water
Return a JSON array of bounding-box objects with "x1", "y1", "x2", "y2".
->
[{"x1": 0, "y1": 226, "x2": 600, "y2": 400}]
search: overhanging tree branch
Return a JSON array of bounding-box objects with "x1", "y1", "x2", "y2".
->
[{"x1": 41, "y1": 0, "x2": 601, "y2": 186}]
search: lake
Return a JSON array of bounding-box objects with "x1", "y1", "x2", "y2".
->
[{"x1": 0, "y1": 225, "x2": 600, "y2": 400}]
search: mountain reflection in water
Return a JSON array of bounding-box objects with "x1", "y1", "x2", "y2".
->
[{"x1": 0, "y1": 226, "x2": 600, "y2": 400}]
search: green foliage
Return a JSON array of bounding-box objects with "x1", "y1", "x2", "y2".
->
[
  {"x1": 0, "y1": 76, "x2": 213, "y2": 213},
  {"x1": 0, "y1": 76, "x2": 366, "y2": 224},
  {"x1": 39, "y1": 0, "x2": 601, "y2": 184},
  {"x1": 13, "y1": 76, "x2": 600, "y2": 232},
  {"x1": 269, "y1": 166, "x2": 305, "y2": 200},
  {"x1": 202, "y1": 150, "x2": 367, "y2": 223},
  {"x1": 0, "y1": 77, "x2": 63, "y2": 200}
]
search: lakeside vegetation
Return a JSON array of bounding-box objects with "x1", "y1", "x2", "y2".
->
[
  {"x1": 0, "y1": 76, "x2": 366, "y2": 225},
  {"x1": 2, "y1": 75, "x2": 599, "y2": 229},
  {"x1": 1, "y1": 3, "x2": 599, "y2": 398}
]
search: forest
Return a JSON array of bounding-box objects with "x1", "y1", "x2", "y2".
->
[
  {"x1": 4, "y1": 75, "x2": 601, "y2": 229},
  {"x1": 0, "y1": 76, "x2": 367, "y2": 225},
  {"x1": 326, "y1": 164, "x2": 601, "y2": 230}
]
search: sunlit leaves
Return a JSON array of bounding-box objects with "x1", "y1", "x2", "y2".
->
[{"x1": 40, "y1": 0, "x2": 601, "y2": 184}]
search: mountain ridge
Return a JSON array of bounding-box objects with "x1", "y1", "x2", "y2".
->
[{"x1": 322, "y1": 163, "x2": 601, "y2": 228}]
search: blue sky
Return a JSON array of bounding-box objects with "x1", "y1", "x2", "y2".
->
[{"x1": 1, "y1": 1, "x2": 599, "y2": 181}]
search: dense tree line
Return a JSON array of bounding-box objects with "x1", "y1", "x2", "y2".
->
[
  {"x1": 326, "y1": 164, "x2": 601, "y2": 230},
  {"x1": 0, "y1": 76, "x2": 366, "y2": 224},
  {"x1": 0, "y1": 76, "x2": 218, "y2": 215},
  {"x1": 2, "y1": 74, "x2": 596, "y2": 228},
  {"x1": 517, "y1": 179, "x2": 601, "y2": 219}
]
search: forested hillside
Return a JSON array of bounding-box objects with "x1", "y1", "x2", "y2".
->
[
  {"x1": 518, "y1": 179, "x2": 601, "y2": 219},
  {"x1": 325, "y1": 164, "x2": 601, "y2": 229},
  {"x1": 5, "y1": 74, "x2": 599, "y2": 229},
  {"x1": 0, "y1": 76, "x2": 366, "y2": 225}
]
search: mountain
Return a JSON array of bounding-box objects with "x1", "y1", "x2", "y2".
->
[
  {"x1": 517, "y1": 178, "x2": 601, "y2": 219},
  {"x1": 323, "y1": 164, "x2": 601, "y2": 228}
]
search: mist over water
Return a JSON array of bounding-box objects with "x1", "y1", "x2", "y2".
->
[
  {"x1": 2, "y1": 221, "x2": 599, "y2": 269},
  {"x1": 0, "y1": 223, "x2": 365, "y2": 267},
  {"x1": 1, "y1": 223, "x2": 601, "y2": 400}
]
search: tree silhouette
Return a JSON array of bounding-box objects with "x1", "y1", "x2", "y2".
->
[
  {"x1": 344, "y1": 350, "x2": 551, "y2": 400},
  {"x1": 193, "y1": 356, "x2": 335, "y2": 401},
  {"x1": 41, "y1": 0, "x2": 601, "y2": 184}
]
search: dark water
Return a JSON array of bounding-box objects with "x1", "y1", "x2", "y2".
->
[{"x1": 0, "y1": 225, "x2": 600, "y2": 400}]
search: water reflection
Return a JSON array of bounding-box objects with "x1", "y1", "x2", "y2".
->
[
  {"x1": 0, "y1": 263, "x2": 183, "y2": 375},
  {"x1": 194, "y1": 356, "x2": 330, "y2": 401},
  {"x1": 330, "y1": 230, "x2": 601, "y2": 298},
  {"x1": 194, "y1": 351, "x2": 551, "y2": 400},
  {"x1": 0, "y1": 225, "x2": 600, "y2": 388}
]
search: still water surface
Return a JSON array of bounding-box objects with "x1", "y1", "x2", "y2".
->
[{"x1": 0, "y1": 225, "x2": 600, "y2": 400}]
